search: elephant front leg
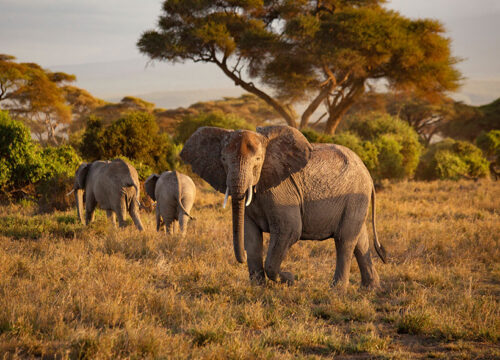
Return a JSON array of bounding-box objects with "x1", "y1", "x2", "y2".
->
[
  {"x1": 129, "y1": 197, "x2": 144, "y2": 231},
  {"x1": 106, "y1": 210, "x2": 116, "y2": 227},
  {"x1": 264, "y1": 225, "x2": 301, "y2": 286},
  {"x1": 244, "y1": 216, "x2": 265, "y2": 284},
  {"x1": 354, "y1": 224, "x2": 380, "y2": 289}
]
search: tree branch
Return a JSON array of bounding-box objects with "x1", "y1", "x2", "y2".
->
[
  {"x1": 213, "y1": 57, "x2": 297, "y2": 127},
  {"x1": 300, "y1": 81, "x2": 333, "y2": 129}
]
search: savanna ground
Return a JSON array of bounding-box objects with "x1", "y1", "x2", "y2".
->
[{"x1": 0, "y1": 180, "x2": 498, "y2": 359}]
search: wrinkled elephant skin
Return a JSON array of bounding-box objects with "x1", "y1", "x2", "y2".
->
[
  {"x1": 180, "y1": 126, "x2": 386, "y2": 291},
  {"x1": 73, "y1": 159, "x2": 144, "y2": 231}
]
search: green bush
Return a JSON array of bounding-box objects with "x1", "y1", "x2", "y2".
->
[
  {"x1": 373, "y1": 134, "x2": 405, "y2": 179},
  {"x1": 301, "y1": 128, "x2": 334, "y2": 143},
  {"x1": 476, "y1": 130, "x2": 500, "y2": 170},
  {"x1": 348, "y1": 112, "x2": 422, "y2": 179},
  {"x1": 175, "y1": 111, "x2": 254, "y2": 144},
  {"x1": 36, "y1": 146, "x2": 82, "y2": 211},
  {"x1": 80, "y1": 112, "x2": 176, "y2": 172},
  {"x1": 417, "y1": 139, "x2": 490, "y2": 180},
  {"x1": 39, "y1": 146, "x2": 82, "y2": 180},
  {"x1": 0, "y1": 111, "x2": 43, "y2": 195},
  {"x1": 0, "y1": 111, "x2": 84, "y2": 208}
]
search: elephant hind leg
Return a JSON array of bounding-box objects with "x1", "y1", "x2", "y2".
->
[
  {"x1": 106, "y1": 210, "x2": 116, "y2": 227},
  {"x1": 178, "y1": 209, "x2": 190, "y2": 236},
  {"x1": 117, "y1": 195, "x2": 128, "y2": 227},
  {"x1": 332, "y1": 214, "x2": 364, "y2": 292},
  {"x1": 164, "y1": 218, "x2": 175, "y2": 234},
  {"x1": 85, "y1": 193, "x2": 97, "y2": 225},
  {"x1": 156, "y1": 205, "x2": 163, "y2": 232},
  {"x1": 354, "y1": 224, "x2": 380, "y2": 289}
]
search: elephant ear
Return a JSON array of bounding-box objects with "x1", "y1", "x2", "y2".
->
[
  {"x1": 144, "y1": 174, "x2": 159, "y2": 201},
  {"x1": 257, "y1": 126, "x2": 312, "y2": 192},
  {"x1": 75, "y1": 163, "x2": 90, "y2": 189},
  {"x1": 180, "y1": 127, "x2": 232, "y2": 193}
]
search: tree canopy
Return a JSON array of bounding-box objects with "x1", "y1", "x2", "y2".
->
[
  {"x1": 138, "y1": 0, "x2": 461, "y2": 134},
  {"x1": 80, "y1": 112, "x2": 177, "y2": 172},
  {"x1": 0, "y1": 54, "x2": 76, "y2": 145}
]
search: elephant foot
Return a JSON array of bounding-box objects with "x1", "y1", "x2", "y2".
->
[
  {"x1": 249, "y1": 270, "x2": 266, "y2": 285},
  {"x1": 360, "y1": 269, "x2": 380, "y2": 289},
  {"x1": 279, "y1": 271, "x2": 295, "y2": 286},
  {"x1": 360, "y1": 278, "x2": 380, "y2": 290},
  {"x1": 330, "y1": 279, "x2": 348, "y2": 293}
]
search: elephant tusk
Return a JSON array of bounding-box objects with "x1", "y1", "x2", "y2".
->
[
  {"x1": 66, "y1": 189, "x2": 75, "y2": 196},
  {"x1": 223, "y1": 187, "x2": 229, "y2": 209},
  {"x1": 245, "y1": 185, "x2": 253, "y2": 206}
]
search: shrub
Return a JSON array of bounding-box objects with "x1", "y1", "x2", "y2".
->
[
  {"x1": 476, "y1": 130, "x2": 500, "y2": 173},
  {"x1": 301, "y1": 128, "x2": 334, "y2": 143},
  {"x1": 0, "y1": 111, "x2": 43, "y2": 196},
  {"x1": 36, "y1": 146, "x2": 82, "y2": 211},
  {"x1": 476, "y1": 130, "x2": 500, "y2": 157},
  {"x1": 416, "y1": 139, "x2": 490, "y2": 180},
  {"x1": 174, "y1": 111, "x2": 254, "y2": 144},
  {"x1": 373, "y1": 134, "x2": 405, "y2": 179},
  {"x1": 348, "y1": 112, "x2": 422, "y2": 179},
  {"x1": 80, "y1": 112, "x2": 176, "y2": 172}
]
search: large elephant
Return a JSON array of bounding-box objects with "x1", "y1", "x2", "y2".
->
[
  {"x1": 72, "y1": 159, "x2": 144, "y2": 230},
  {"x1": 180, "y1": 126, "x2": 386, "y2": 290},
  {"x1": 144, "y1": 171, "x2": 196, "y2": 235}
]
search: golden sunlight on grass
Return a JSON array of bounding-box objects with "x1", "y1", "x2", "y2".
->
[{"x1": 0, "y1": 180, "x2": 498, "y2": 359}]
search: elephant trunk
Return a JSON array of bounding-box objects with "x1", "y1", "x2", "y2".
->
[
  {"x1": 231, "y1": 195, "x2": 247, "y2": 264},
  {"x1": 75, "y1": 189, "x2": 85, "y2": 224}
]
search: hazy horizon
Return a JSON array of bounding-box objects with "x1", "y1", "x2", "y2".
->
[{"x1": 1, "y1": 0, "x2": 500, "y2": 107}]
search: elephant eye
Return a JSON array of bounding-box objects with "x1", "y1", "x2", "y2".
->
[{"x1": 256, "y1": 157, "x2": 261, "y2": 161}]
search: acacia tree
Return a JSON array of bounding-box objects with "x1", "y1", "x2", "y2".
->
[
  {"x1": 0, "y1": 55, "x2": 75, "y2": 145},
  {"x1": 63, "y1": 85, "x2": 106, "y2": 133},
  {"x1": 138, "y1": 0, "x2": 461, "y2": 134},
  {"x1": 386, "y1": 94, "x2": 456, "y2": 145}
]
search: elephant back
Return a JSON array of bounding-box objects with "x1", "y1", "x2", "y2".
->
[{"x1": 108, "y1": 159, "x2": 141, "y2": 196}]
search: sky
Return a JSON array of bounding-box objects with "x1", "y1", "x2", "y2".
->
[{"x1": 1, "y1": 0, "x2": 500, "y2": 106}]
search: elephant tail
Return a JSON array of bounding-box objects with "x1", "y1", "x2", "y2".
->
[
  {"x1": 372, "y1": 186, "x2": 387, "y2": 263},
  {"x1": 123, "y1": 175, "x2": 141, "y2": 209},
  {"x1": 133, "y1": 183, "x2": 142, "y2": 208},
  {"x1": 175, "y1": 171, "x2": 194, "y2": 220}
]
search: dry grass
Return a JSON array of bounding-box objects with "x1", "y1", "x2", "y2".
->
[{"x1": 0, "y1": 180, "x2": 499, "y2": 359}]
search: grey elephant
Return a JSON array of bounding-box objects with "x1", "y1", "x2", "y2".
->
[
  {"x1": 71, "y1": 159, "x2": 144, "y2": 230},
  {"x1": 145, "y1": 171, "x2": 196, "y2": 235},
  {"x1": 180, "y1": 126, "x2": 386, "y2": 291}
]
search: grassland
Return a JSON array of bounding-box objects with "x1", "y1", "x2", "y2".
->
[{"x1": 0, "y1": 180, "x2": 499, "y2": 359}]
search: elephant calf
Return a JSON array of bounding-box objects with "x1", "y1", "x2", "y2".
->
[
  {"x1": 72, "y1": 159, "x2": 144, "y2": 230},
  {"x1": 145, "y1": 171, "x2": 196, "y2": 235}
]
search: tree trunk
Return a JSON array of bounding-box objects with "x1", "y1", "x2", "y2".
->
[
  {"x1": 299, "y1": 83, "x2": 333, "y2": 129},
  {"x1": 324, "y1": 83, "x2": 365, "y2": 135}
]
